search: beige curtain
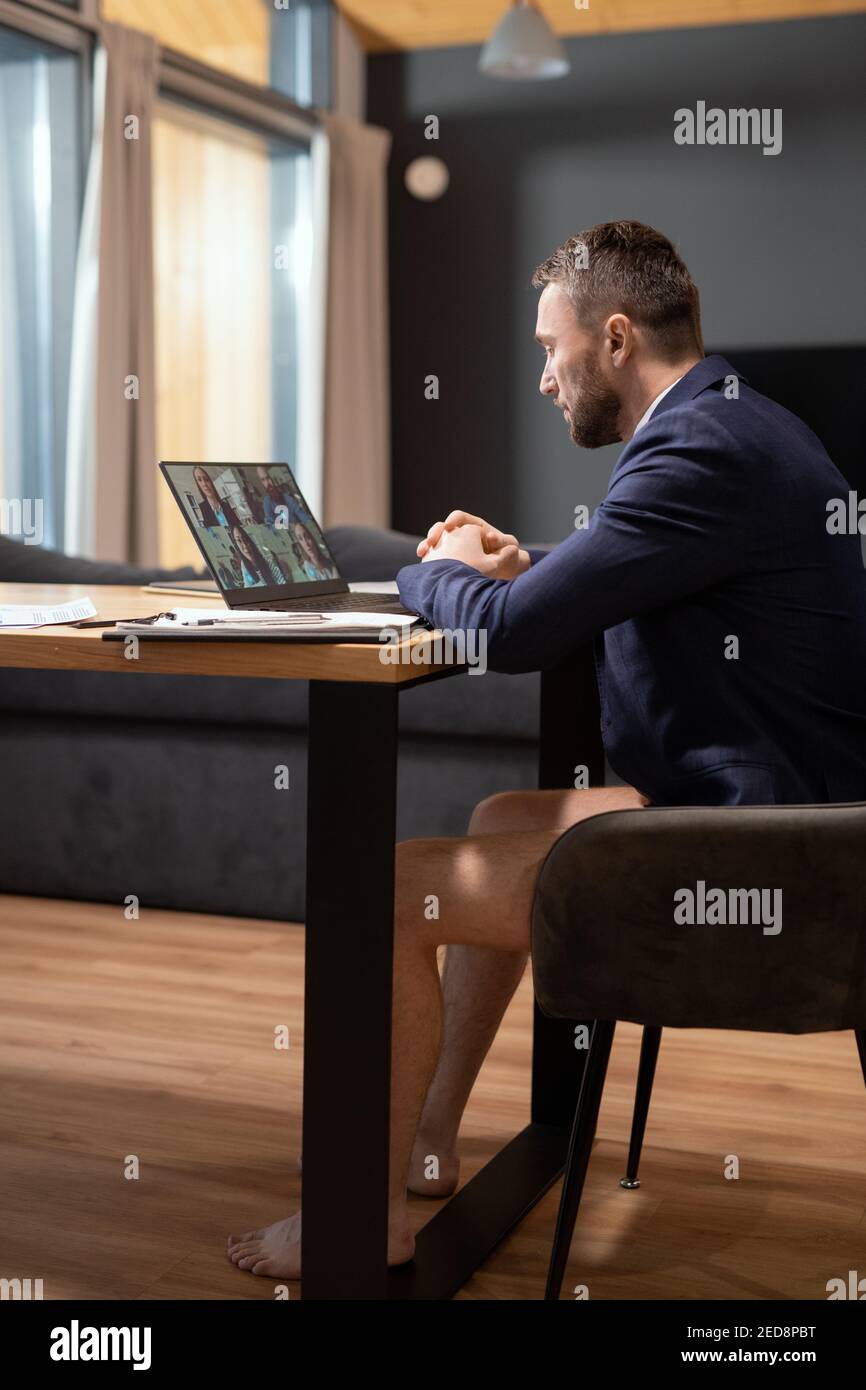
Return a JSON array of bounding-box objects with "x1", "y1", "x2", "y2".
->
[
  {"x1": 94, "y1": 22, "x2": 159, "y2": 563},
  {"x1": 321, "y1": 112, "x2": 392, "y2": 529}
]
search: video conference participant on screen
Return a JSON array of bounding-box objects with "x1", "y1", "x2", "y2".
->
[
  {"x1": 237, "y1": 476, "x2": 266, "y2": 526},
  {"x1": 291, "y1": 523, "x2": 337, "y2": 580},
  {"x1": 256, "y1": 466, "x2": 313, "y2": 531},
  {"x1": 230, "y1": 524, "x2": 286, "y2": 588},
  {"x1": 217, "y1": 557, "x2": 242, "y2": 588},
  {"x1": 193, "y1": 466, "x2": 242, "y2": 533}
]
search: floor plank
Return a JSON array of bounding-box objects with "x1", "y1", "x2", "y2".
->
[{"x1": 1, "y1": 895, "x2": 863, "y2": 1300}]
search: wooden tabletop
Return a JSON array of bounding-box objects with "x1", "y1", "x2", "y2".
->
[{"x1": 0, "y1": 584, "x2": 464, "y2": 684}]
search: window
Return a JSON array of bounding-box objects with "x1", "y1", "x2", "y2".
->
[
  {"x1": 102, "y1": 0, "x2": 330, "y2": 105},
  {"x1": 153, "y1": 100, "x2": 314, "y2": 568},
  {"x1": 0, "y1": 25, "x2": 84, "y2": 550},
  {"x1": 1, "y1": 0, "x2": 327, "y2": 563}
]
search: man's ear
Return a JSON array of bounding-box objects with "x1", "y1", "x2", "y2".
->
[{"x1": 604, "y1": 313, "x2": 634, "y2": 367}]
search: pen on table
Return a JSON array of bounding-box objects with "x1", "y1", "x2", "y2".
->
[
  {"x1": 191, "y1": 615, "x2": 325, "y2": 626},
  {"x1": 75, "y1": 612, "x2": 331, "y2": 629},
  {"x1": 73, "y1": 614, "x2": 166, "y2": 628}
]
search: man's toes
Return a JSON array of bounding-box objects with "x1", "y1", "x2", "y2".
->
[
  {"x1": 237, "y1": 1251, "x2": 266, "y2": 1270},
  {"x1": 227, "y1": 1229, "x2": 262, "y2": 1249},
  {"x1": 250, "y1": 1258, "x2": 280, "y2": 1278},
  {"x1": 230, "y1": 1242, "x2": 263, "y2": 1264}
]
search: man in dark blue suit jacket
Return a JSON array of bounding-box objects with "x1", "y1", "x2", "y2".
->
[
  {"x1": 389, "y1": 221, "x2": 866, "y2": 1204},
  {"x1": 398, "y1": 348, "x2": 866, "y2": 808},
  {"x1": 229, "y1": 222, "x2": 866, "y2": 1278}
]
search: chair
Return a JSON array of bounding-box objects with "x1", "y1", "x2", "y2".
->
[{"x1": 530, "y1": 801, "x2": 866, "y2": 1300}]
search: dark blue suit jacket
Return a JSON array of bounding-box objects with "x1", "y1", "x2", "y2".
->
[{"x1": 396, "y1": 355, "x2": 866, "y2": 806}]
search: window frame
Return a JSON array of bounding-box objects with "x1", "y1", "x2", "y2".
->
[
  {"x1": 0, "y1": 0, "x2": 92, "y2": 547},
  {"x1": 4, "y1": 0, "x2": 324, "y2": 183},
  {"x1": 0, "y1": 1, "x2": 94, "y2": 227},
  {"x1": 2, "y1": 0, "x2": 329, "y2": 532},
  {"x1": 155, "y1": 54, "x2": 328, "y2": 520}
]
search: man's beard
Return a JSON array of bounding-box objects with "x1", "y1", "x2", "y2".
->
[{"x1": 566, "y1": 359, "x2": 621, "y2": 449}]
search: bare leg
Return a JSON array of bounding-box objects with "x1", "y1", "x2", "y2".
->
[
  {"x1": 227, "y1": 824, "x2": 564, "y2": 1276},
  {"x1": 409, "y1": 787, "x2": 648, "y2": 1195},
  {"x1": 408, "y1": 946, "x2": 528, "y2": 1195},
  {"x1": 227, "y1": 787, "x2": 646, "y2": 1274},
  {"x1": 387, "y1": 828, "x2": 563, "y2": 1258}
]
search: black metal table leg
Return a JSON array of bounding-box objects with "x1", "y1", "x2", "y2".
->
[
  {"x1": 533, "y1": 651, "x2": 605, "y2": 1128},
  {"x1": 301, "y1": 679, "x2": 399, "y2": 1300},
  {"x1": 302, "y1": 651, "x2": 603, "y2": 1299}
]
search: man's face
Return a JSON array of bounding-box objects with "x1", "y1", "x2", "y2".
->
[
  {"x1": 257, "y1": 468, "x2": 279, "y2": 496},
  {"x1": 536, "y1": 283, "x2": 622, "y2": 449}
]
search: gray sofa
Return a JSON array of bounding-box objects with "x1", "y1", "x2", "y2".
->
[{"x1": 0, "y1": 528, "x2": 546, "y2": 922}]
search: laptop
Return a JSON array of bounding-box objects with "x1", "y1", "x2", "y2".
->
[{"x1": 159, "y1": 462, "x2": 417, "y2": 617}]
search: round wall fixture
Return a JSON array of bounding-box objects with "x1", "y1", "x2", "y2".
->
[{"x1": 404, "y1": 156, "x2": 450, "y2": 201}]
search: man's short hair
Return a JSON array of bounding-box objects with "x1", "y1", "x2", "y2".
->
[{"x1": 532, "y1": 220, "x2": 703, "y2": 359}]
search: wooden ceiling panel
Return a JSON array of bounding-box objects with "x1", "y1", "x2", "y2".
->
[
  {"x1": 102, "y1": 0, "x2": 270, "y2": 84},
  {"x1": 335, "y1": 0, "x2": 866, "y2": 52}
]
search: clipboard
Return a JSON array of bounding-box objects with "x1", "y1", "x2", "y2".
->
[{"x1": 100, "y1": 626, "x2": 423, "y2": 645}]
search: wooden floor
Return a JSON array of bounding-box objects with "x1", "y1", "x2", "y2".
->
[{"x1": 1, "y1": 894, "x2": 864, "y2": 1301}]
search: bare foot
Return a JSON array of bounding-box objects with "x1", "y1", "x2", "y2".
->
[
  {"x1": 408, "y1": 1136, "x2": 459, "y2": 1197},
  {"x1": 227, "y1": 1215, "x2": 302, "y2": 1279},
  {"x1": 227, "y1": 1211, "x2": 415, "y2": 1277}
]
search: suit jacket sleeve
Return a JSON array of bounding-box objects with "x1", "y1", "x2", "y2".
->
[
  {"x1": 396, "y1": 411, "x2": 747, "y2": 673},
  {"x1": 526, "y1": 547, "x2": 551, "y2": 566}
]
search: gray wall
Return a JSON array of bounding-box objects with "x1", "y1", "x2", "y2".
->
[{"x1": 368, "y1": 16, "x2": 866, "y2": 542}]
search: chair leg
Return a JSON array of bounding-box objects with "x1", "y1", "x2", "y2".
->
[
  {"x1": 544, "y1": 1019, "x2": 616, "y2": 1301},
  {"x1": 854, "y1": 1029, "x2": 866, "y2": 1089},
  {"x1": 620, "y1": 1024, "x2": 663, "y2": 1190}
]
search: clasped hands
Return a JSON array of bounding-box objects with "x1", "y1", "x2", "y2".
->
[{"x1": 417, "y1": 511, "x2": 530, "y2": 580}]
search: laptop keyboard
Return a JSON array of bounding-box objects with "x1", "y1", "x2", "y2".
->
[{"x1": 283, "y1": 591, "x2": 415, "y2": 615}]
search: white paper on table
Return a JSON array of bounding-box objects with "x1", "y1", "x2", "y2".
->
[
  {"x1": 116, "y1": 606, "x2": 416, "y2": 633},
  {"x1": 0, "y1": 597, "x2": 98, "y2": 629}
]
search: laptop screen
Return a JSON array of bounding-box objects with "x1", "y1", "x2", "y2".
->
[{"x1": 160, "y1": 462, "x2": 342, "y2": 599}]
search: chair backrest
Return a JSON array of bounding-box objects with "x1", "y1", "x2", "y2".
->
[{"x1": 531, "y1": 802, "x2": 866, "y2": 1033}]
